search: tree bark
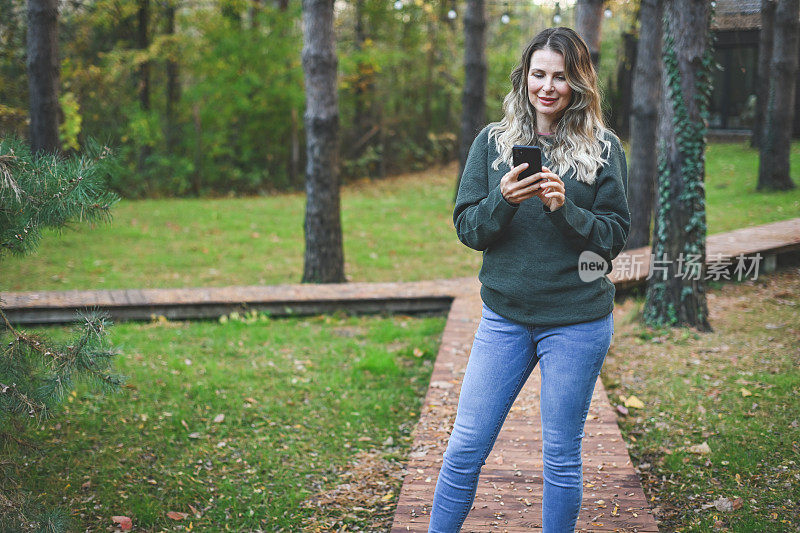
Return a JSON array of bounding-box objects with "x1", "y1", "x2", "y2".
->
[
  {"x1": 26, "y1": 0, "x2": 60, "y2": 156},
  {"x1": 455, "y1": 0, "x2": 486, "y2": 202},
  {"x1": 643, "y1": 0, "x2": 712, "y2": 331},
  {"x1": 625, "y1": 0, "x2": 662, "y2": 251},
  {"x1": 757, "y1": 0, "x2": 798, "y2": 190},
  {"x1": 164, "y1": 0, "x2": 180, "y2": 155},
  {"x1": 751, "y1": 0, "x2": 775, "y2": 148},
  {"x1": 301, "y1": 0, "x2": 345, "y2": 283},
  {"x1": 575, "y1": 0, "x2": 604, "y2": 67}
]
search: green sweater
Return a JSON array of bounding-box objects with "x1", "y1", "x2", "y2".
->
[{"x1": 454, "y1": 123, "x2": 631, "y2": 326}]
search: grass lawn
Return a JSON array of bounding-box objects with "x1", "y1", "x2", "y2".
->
[
  {"x1": 604, "y1": 268, "x2": 800, "y2": 531},
  {"x1": 2, "y1": 141, "x2": 798, "y2": 292},
  {"x1": 5, "y1": 311, "x2": 446, "y2": 531}
]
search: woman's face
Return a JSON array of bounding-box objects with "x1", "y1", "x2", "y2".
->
[{"x1": 527, "y1": 48, "x2": 572, "y2": 126}]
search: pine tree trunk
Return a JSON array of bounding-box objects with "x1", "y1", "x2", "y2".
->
[
  {"x1": 301, "y1": 0, "x2": 345, "y2": 283},
  {"x1": 626, "y1": 0, "x2": 662, "y2": 251},
  {"x1": 575, "y1": 0, "x2": 604, "y2": 67},
  {"x1": 164, "y1": 0, "x2": 180, "y2": 155},
  {"x1": 455, "y1": 0, "x2": 486, "y2": 202},
  {"x1": 757, "y1": 0, "x2": 799, "y2": 191},
  {"x1": 752, "y1": 0, "x2": 775, "y2": 148},
  {"x1": 643, "y1": 0, "x2": 712, "y2": 331},
  {"x1": 26, "y1": 0, "x2": 60, "y2": 156}
]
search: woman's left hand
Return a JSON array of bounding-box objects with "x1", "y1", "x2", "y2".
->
[{"x1": 534, "y1": 166, "x2": 566, "y2": 211}]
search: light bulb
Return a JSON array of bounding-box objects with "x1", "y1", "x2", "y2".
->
[
  {"x1": 448, "y1": 9, "x2": 457, "y2": 19},
  {"x1": 501, "y1": 13, "x2": 510, "y2": 24}
]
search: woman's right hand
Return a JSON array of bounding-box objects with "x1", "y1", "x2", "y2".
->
[{"x1": 500, "y1": 163, "x2": 545, "y2": 206}]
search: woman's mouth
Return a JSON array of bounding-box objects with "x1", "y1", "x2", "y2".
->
[{"x1": 538, "y1": 96, "x2": 557, "y2": 106}]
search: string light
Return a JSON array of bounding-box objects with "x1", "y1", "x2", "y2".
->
[
  {"x1": 447, "y1": 9, "x2": 457, "y2": 19},
  {"x1": 604, "y1": 7, "x2": 612, "y2": 18}
]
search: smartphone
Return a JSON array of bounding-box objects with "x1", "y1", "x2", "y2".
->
[{"x1": 512, "y1": 145, "x2": 543, "y2": 182}]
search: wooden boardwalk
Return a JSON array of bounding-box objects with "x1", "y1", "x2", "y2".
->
[
  {"x1": 391, "y1": 286, "x2": 658, "y2": 532},
  {"x1": 2, "y1": 218, "x2": 800, "y2": 531},
  {"x1": 3, "y1": 218, "x2": 798, "y2": 325}
]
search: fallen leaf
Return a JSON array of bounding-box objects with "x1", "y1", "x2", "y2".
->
[
  {"x1": 712, "y1": 496, "x2": 743, "y2": 512},
  {"x1": 624, "y1": 395, "x2": 645, "y2": 409},
  {"x1": 111, "y1": 516, "x2": 132, "y2": 530},
  {"x1": 167, "y1": 511, "x2": 188, "y2": 520},
  {"x1": 213, "y1": 414, "x2": 225, "y2": 424},
  {"x1": 413, "y1": 347, "x2": 424, "y2": 357},
  {"x1": 740, "y1": 388, "x2": 752, "y2": 397},
  {"x1": 688, "y1": 441, "x2": 712, "y2": 454}
]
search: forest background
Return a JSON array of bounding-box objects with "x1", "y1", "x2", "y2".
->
[{"x1": 0, "y1": 0, "x2": 635, "y2": 198}]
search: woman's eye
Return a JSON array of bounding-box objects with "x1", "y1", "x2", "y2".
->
[
  {"x1": 531, "y1": 72, "x2": 543, "y2": 78},
  {"x1": 557, "y1": 76, "x2": 566, "y2": 81}
]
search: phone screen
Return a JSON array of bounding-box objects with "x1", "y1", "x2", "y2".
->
[{"x1": 512, "y1": 145, "x2": 543, "y2": 182}]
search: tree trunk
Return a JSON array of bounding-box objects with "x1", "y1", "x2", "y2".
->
[
  {"x1": 752, "y1": 0, "x2": 775, "y2": 148},
  {"x1": 290, "y1": 106, "x2": 299, "y2": 186},
  {"x1": 757, "y1": 0, "x2": 798, "y2": 191},
  {"x1": 643, "y1": 0, "x2": 713, "y2": 331},
  {"x1": 137, "y1": 0, "x2": 151, "y2": 174},
  {"x1": 164, "y1": 0, "x2": 180, "y2": 154},
  {"x1": 455, "y1": 0, "x2": 486, "y2": 202},
  {"x1": 249, "y1": 0, "x2": 263, "y2": 29},
  {"x1": 301, "y1": 0, "x2": 345, "y2": 283},
  {"x1": 352, "y1": 0, "x2": 374, "y2": 164},
  {"x1": 575, "y1": 0, "x2": 604, "y2": 67},
  {"x1": 26, "y1": 0, "x2": 60, "y2": 155},
  {"x1": 625, "y1": 0, "x2": 662, "y2": 251},
  {"x1": 192, "y1": 103, "x2": 202, "y2": 195}
]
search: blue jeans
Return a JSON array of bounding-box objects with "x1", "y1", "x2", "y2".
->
[{"x1": 428, "y1": 302, "x2": 614, "y2": 533}]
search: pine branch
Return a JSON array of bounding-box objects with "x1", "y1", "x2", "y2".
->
[
  {"x1": 0, "y1": 382, "x2": 47, "y2": 422},
  {"x1": 0, "y1": 137, "x2": 120, "y2": 259},
  {"x1": 0, "y1": 153, "x2": 22, "y2": 202}
]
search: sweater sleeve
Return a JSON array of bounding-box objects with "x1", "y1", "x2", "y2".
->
[
  {"x1": 453, "y1": 126, "x2": 519, "y2": 252},
  {"x1": 543, "y1": 134, "x2": 631, "y2": 263}
]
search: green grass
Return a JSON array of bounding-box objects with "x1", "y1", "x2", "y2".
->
[
  {"x1": 2, "y1": 141, "x2": 798, "y2": 292},
  {"x1": 705, "y1": 142, "x2": 800, "y2": 234},
  {"x1": 6, "y1": 311, "x2": 446, "y2": 531},
  {"x1": 603, "y1": 269, "x2": 800, "y2": 531}
]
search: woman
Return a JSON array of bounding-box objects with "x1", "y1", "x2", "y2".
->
[{"x1": 428, "y1": 27, "x2": 631, "y2": 532}]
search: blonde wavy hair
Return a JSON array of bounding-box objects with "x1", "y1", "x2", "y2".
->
[{"x1": 489, "y1": 27, "x2": 613, "y2": 185}]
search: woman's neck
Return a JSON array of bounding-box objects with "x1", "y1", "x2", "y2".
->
[{"x1": 536, "y1": 113, "x2": 561, "y2": 136}]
